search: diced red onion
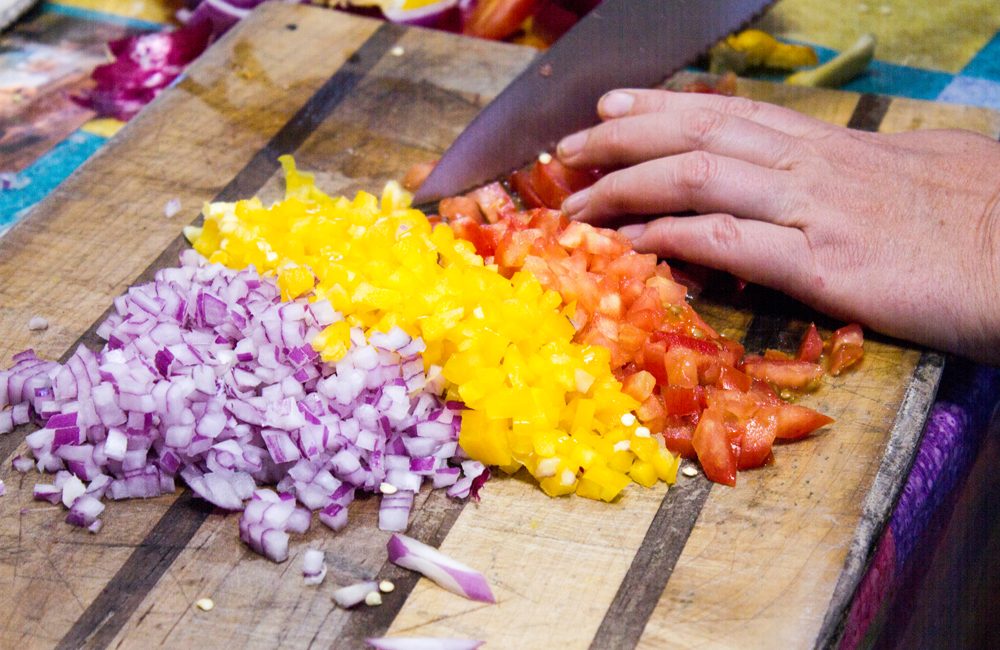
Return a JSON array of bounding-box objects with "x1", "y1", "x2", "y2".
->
[
  {"x1": 332, "y1": 580, "x2": 379, "y2": 608},
  {"x1": 2, "y1": 251, "x2": 482, "y2": 564},
  {"x1": 12, "y1": 455, "x2": 34, "y2": 473},
  {"x1": 365, "y1": 638, "x2": 484, "y2": 650},
  {"x1": 386, "y1": 533, "x2": 495, "y2": 603},
  {"x1": 0, "y1": 479, "x2": 4, "y2": 497}
]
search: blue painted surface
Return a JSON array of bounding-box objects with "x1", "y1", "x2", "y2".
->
[
  {"x1": 0, "y1": 131, "x2": 107, "y2": 235},
  {"x1": 961, "y1": 30, "x2": 1000, "y2": 81}
]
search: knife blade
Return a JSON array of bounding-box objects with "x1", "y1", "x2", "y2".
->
[{"x1": 413, "y1": 0, "x2": 775, "y2": 204}]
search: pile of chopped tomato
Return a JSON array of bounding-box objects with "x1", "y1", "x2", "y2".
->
[{"x1": 433, "y1": 156, "x2": 864, "y2": 486}]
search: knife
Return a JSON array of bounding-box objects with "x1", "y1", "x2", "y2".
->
[{"x1": 413, "y1": 0, "x2": 775, "y2": 204}]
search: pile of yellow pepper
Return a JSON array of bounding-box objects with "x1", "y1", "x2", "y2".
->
[{"x1": 186, "y1": 157, "x2": 679, "y2": 502}]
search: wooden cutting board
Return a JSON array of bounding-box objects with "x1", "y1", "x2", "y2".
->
[{"x1": 1, "y1": 5, "x2": 998, "y2": 649}]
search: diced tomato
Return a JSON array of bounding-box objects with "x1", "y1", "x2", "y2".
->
[
  {"x1": 692, "y1": 408, "x2": 739, "y2": 486},
  {"x1": 467, "y1": 182, "x2": 516, "y2": 223},
  {"x1": 738, "y1": 410, "x2": 777, "y2": 470},
  {"x1": 439, "y1": 196, "x2": 484, "y2": 223},
  {"x1": 828, "y1": 323, "x2": 864, "y2": 375},
  {"x1": 463, "y1": 0, "x2": 543, "y2": 40},
  {"x1": 653, "y1": 331, "x2": 720, "y2": 357},
  {"x1": 527, "y1": 208, "x2": 568, "y2": 234},
  {"x1": 772, "y1": 404, "x2": 834, "y2": 440},
  {"x1": 660, "y1": 417, "x2": 696, "y2": 458},
  {"x1": 664, "y1": 345, "x2": 699, "y2": 388},
  {"x1": 509, "y1": 169, "x2": 546, "y2": 209},
  {"x1": 797, "y1": 322, "x2": 823, "y2": 363},
  {"x1": 496, "y1": 228, "x2": 542, "y2": 274},
  {"x1": 662, "y1": 385, "x2": 703, "y2": 416},
  {"x1": 449, "y1": 217, "x2": 496, "y2": 258},
  {"x1": 716, "y1": 365, "x2": 752, "y2": 392},
  {"x1": 621, "y1": 370, "x2": 656, "y2": 402},
  {"x1": 742, "y1": 356, "x2": 824, "y2": 390},
  {"x1": 646, "y1": 275, "x2": 688, "y2": 305},
  {"x1": 528, "y1": 158, "x2": 599, "y2": 209}
]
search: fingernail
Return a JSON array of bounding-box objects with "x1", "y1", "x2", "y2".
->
[
  {"x1": 599, "y1": 91, "x2": 634, "y2": 118},
  {"x1": 557, "y1": 131, "x2": 587, "y2": 160},
  {"x1": 561, "y1": 187, "x2": 591, "y2": 216},
  {"x1": 619, "y1": 223, "x2": 646, "y2": 242}
]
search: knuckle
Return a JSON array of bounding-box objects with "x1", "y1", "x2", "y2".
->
[
  {"x1": 724, "y1": 95, "x2": 759, "y2": 119},
  {"x1": 681, "y1": 109, "x2": 724, "y2": 148},
  {"x1": 677, "y1": 151, "x2": 717, "y2": 192},
  {"x1": 706, "y1": 214, "x2": 743, "y2": 250}
]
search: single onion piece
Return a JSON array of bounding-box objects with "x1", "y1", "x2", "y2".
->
[
  {"x1": 0, "y1": 478, "x2": 5, "y2": 497},
  {"x1": 302, "y1": 548, "x2": 327, "y2": 586},
  {"x1": 332, "y1": 580, "x2": 379, "y2": 608},
  {"x1": 365, "y1": 639, "x2": 484, "y2": 650},
  {"x1": 386, "y1": 533, "x2": 495, "y2": 603},
  {"x1": 66, "y1": 494, "x2": 106, "y2": 527},
  {"x1": 12, "y1": 455, "x2": 34, "y2": 473}
]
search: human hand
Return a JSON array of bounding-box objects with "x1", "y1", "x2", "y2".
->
[{"x1": 556, "y1": 89, "x2": 1000, "y2": 364}]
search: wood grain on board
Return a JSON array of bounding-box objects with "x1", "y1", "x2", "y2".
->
[{"x1": 1, "y1": 5, "x2": 997, "y2": 649}]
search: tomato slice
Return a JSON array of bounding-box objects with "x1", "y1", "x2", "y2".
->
[
  {"x1": 828, "y1": 323, "x2": 864, "y2": 375},
  {"x1": 692, "y1": 407, "x2": 739, "y2": 486},
  {"x1": 772, "y1": 404, "x2": 834, "y2": 440},
  {"x1": 742, "y1": 356, "x2": 824, "y2": 390},
  {"x1": 797, "y1": 322, "x2": 823, "y2": 363},
  {"x1": 463, "y1": 0, "x2": 542, "y2": 40}
]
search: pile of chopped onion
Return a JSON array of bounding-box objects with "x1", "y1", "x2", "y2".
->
[{"x1": 1, "y1": 251, "x2": 485, "y2": 560}]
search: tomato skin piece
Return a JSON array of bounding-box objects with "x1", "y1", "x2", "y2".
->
[
  {"x1": 463, "y1": 0, "x2": 543, "y2": 40},
  {"x1": 828, "y1": 323, "x2": 864, "y2": 375},
  {"x1": 797, "y1": 322, "x2": 824, "y2": 363},
  {"x1": 692, "y1": 408, "x2": 738, "y2": 486},
  {"x1": 403, "y1": 160, "x2": 437, "y2": 191},
  {"x1": 772, "y1": 404, "x2": 834, "y2": 440},
  {"x1": 742, "y1": 356, "x2": 824, "y2": 390},
  {"x1": 467, "y1": 182, "x2": 516, "y2": 224},
  {"x1": 439, "y1": 196, "x2": 484, "y2": 223},
  {"x1": 716, "y1": 365, "x2": 752, "y2": 392}
]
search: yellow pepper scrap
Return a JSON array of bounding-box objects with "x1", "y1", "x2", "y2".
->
[
  {"x1": 727, "y1": 29, "x2": 818, "y2": 69},
  {"x1": 188, "y1": 157, "x2": 678, "y2": 501}
]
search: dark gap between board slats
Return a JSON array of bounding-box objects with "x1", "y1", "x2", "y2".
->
[{"x1": 53, "y1": 21, "x2": 407, "y2": 649}]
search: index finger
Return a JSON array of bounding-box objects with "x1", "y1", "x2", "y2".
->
[{"x1": 598, "y1": 89, "x2": 832, "y2": 139}]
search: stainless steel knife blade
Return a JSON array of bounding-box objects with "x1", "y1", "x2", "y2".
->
[{"x1": 413, "y1": 0, "x2": 775, "y2": 204}]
